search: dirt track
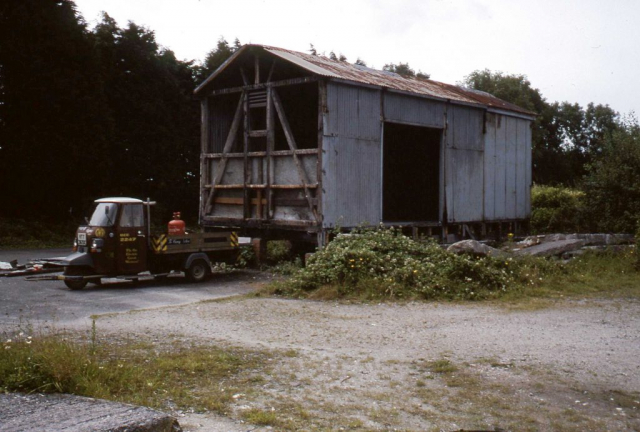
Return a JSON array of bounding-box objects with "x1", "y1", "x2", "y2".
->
[{"x1": 93, "y1": 294, "x2": 640, "y2": 431}]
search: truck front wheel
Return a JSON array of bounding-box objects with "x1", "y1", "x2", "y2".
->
[
  {"x1": 186, "y1": 259, "x2": 211, "y2": 283},
  {"x1": 64, "y1": 279, "x2": 88, "y2": 290},
  {"x1": 63, "y1": 266, "x2": 89, "y2": 290}
]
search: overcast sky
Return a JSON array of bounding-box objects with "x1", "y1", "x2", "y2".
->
[{"x1": 74, "y1": 0, "x2": 639, "y2": 116}]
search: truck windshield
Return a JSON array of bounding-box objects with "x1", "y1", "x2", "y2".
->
[{"x1": 89, "y1": 203, "x2": 118, "y2": 227}]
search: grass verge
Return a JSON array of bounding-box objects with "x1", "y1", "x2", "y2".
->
[{"x1": 0, "y1": 329, "x2": 271, "y2": 415}]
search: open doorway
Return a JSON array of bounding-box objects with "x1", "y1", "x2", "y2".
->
[{"x1": 383, "y1": 122, "x2": 441, "y2": 222}]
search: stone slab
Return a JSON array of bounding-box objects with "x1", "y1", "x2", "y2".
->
[
  {"x1": 0, "y1": 393, "x2": 181, "y2": 432},
  {"x1": 515, "y1": 239, "x2": 585, "y2": 257}
]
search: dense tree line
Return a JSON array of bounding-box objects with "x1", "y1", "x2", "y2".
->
[{"x1": 1, "y1": 1, "x2": 637, "y2": 231}]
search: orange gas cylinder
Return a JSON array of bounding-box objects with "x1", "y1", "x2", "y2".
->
[{"x1": 168, "y1": 212, "x2": 185, "y2": 236}]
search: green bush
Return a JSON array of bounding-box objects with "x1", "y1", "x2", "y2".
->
[
  {"x1": 0, "y1": 218, "x2": 76, "y2": 249},
  {"x1": 269, "y1": 227, "x2": 518, "y2": 301},
  {"x1": 582, "y1": 120, "x2": 640, "y2": 233},
  {"x1": 266, "y1": 240, "x2": 292, "y2": 264},
  {"x1": 530, "y1": 185, "x2": 586, "y2": 233}
]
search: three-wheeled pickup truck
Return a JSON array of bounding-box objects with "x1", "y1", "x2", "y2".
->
[{"x1": 38, "y1": 197, "x2": 240, "y2": 290}]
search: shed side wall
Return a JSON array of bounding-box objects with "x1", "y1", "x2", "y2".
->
[{"x1": 483, "y1": 113, "x2": 532, "y2": 221}]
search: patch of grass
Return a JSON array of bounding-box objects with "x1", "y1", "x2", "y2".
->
[
  {"x1": 241, "y1": 408, "x2": 282, "y2": 426},
  {"x1": 497, "y1": 249, "x2": 640, "y2": 307},
  {"x1": 0, "y1": 217, "x2": 76, "y2": 249},
  {"x1": 0, "y1": 330, "x2": 270, "y2": 416},
  {"x1": 424, "y1": 359, "x2": 458, "y2": 374}
]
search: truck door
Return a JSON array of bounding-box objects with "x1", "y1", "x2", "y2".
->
[{"x1": 116, "y1": 203, "x2": 148, "y2": 274}]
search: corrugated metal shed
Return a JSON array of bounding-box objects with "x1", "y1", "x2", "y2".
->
[
  {"x1": 197, "y1": 43, "x2": 535, "y2": 243},
  {"x1": 195, "y1": 45, "x2": 536, "y2": 119}
]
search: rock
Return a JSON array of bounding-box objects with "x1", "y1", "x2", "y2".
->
[
  {"x1": 517, "y1": 236, "x2": 542, "y2": 248},
  {"x1": 515, "y1": 239, "x2": 585, "y2": 258},
  {"x1": 538, "y1": 233, "x2": 634, "y2": 246},
  {"x1": 0, "y1": 393, "x2": 181, "y2": 432},
  {"x1": 447, "y1": 239, "x2": 509, "y2": 257},
  {"x1": 561, "y1": 249, "x2": 586, "y2": 260}
]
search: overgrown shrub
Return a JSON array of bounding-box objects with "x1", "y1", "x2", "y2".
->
[
  {"x1": 269, "y1": 227, "x2": 519, "y2": 301},
  {"x1": 0, "y1": 218, "x2": 76, "y2": 249},
  {"x1": 266, "y1": 240, "x2": 292, "y2": 264},
  {"x1": 582, "y1": 120, "x2": 640, "y2": 233},
  {"x1": 530, "y1": 185, "x2": 586, "y2": 233}
]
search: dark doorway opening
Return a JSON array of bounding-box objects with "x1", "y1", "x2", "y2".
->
[{"x1": 383, "y1": 122, "x2": 441, "y2": 222}]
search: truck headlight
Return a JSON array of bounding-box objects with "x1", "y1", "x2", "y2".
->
[
  {"x1": 91, "y1": 238, "x2": 104, "y2": 253},
  {"x1": 73, "y1": 238, "x2": 78, "y2": 252}
]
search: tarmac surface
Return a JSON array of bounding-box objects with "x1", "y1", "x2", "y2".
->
[
  {"x1": 0, "y1": 393, "x2": 181, "y2": 432},
  {"x1": 0, "y1": 248, "x2": 258, "y2": 330}
]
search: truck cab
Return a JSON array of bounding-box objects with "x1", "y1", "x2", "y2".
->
[{"x1": 61, "y1": 197, "x2": 239, "y2": 290}]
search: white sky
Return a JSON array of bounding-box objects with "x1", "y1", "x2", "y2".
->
[{"x1": 74, "y1": 0, "x2": 640, "y2": 115}]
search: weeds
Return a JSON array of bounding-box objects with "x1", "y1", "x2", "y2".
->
[
  {"x1": 0, "y1": 330, "x2": 270, "y2": 415},
  {"x1": 263, "y1": 227, "x2": 640, "y2": 303}
]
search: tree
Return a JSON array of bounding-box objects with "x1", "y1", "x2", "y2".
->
[
  {"x1": 461, "y1": 70, "x2": 621, "y2": 185},
  {"x1": 354, "y1": 58, "x2": 367, "y2": 67},
  {"x1": 0, "y1": 0, "x2": 111, "y2": 219},
  {"x1": 582, "y1": 117, "x2": 640, "y2": 232},
  {"x1": 92, "y1": 14, "x2": 200, "y2": 220},
  {"x1": 383, "y1": 62, "x2": 430, "y2": 79},
  {"x1": 198, "y1": 37, "x2": 240, "y2": 81}
]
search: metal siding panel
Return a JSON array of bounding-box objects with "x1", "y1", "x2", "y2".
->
[
  {"x1": 383, "y1": 92, "x2": 445, "y2": 128},
  {"x1": 447, "y1": 148, "x2": 484, "y2": 222},
  {"x1": 505, "y1": 117, "x2": 517, "y2": 219},
  {"x1": 323, "y1": 82, "x2": 382, "y2": 228},
  {"x1": 494, "y1": 115, "x2": 507, "y2": 219},
  {"x1": 323, "y1": 136, "x2": 381, "y2": 227},
  {"x1": 450, "y1": 105, "x2": 484, "y2": 151},
  {"x1": 327, "y1": 82, "x2": 380, "y2": 140},
  {"x1": 516, "y1": 119, "x2": 528, "y2": 219},
  {"x1": 484, "y1": 114, "x2": 497, "y2": 220},
  {"x1": 525, "y1": 123, "x2": 532, "y2": 216}
]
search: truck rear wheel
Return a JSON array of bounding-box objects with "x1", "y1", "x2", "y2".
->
[{"x1": 186, "y1": 259, "x2": 210, "y2": 283}]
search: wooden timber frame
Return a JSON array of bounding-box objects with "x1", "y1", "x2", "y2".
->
[{"x1": 199, "y1": 55, "x2": 325, "y2": 245}]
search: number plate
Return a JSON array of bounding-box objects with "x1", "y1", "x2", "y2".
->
[{"x1": 77, "y1": 233, "x2": 87, "y2": 246}]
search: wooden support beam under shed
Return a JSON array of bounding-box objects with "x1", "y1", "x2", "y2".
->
[{"x1": 204, "y1": 92, "x2": 244, "y2": 214}]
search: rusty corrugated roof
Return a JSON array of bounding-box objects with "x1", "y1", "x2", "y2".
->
[{"x1": 196, "y1": 44, "x2": 536, "y2": 117}]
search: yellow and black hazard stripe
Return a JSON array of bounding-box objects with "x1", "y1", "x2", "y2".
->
[
  {"x1": 230, "y1": 232, "x2": 239, "y2": 247},
  {"x1": 152, "y1": 234, "x2": 168, "y2": 253}
]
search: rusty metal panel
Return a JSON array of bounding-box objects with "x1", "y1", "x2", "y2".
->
[
  {"x1": 325, "y1": 82, "x2": 380, "y2": 140},
  {"x1": 383, "y1": 92, "x2": 445, "y2": 128},
  {"x1": 259, "y1": 46, "x2": 536, "y2": 117}
]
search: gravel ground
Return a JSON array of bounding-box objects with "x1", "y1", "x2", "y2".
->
[{"x1": 90, "y1": 294, "x2": 640, "y2": 431}]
